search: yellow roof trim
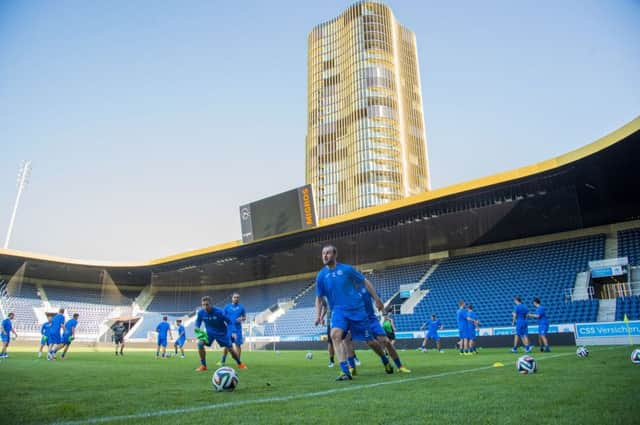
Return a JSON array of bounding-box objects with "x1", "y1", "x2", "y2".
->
[{"x1": 1, "y1": 116, "x2": 638, "y2": 268}]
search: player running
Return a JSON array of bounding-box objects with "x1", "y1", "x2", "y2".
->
[
  {"x1": 511, "y1": 296, "x2": 532, "y2": 353},
  {"x1": 47, "y1": 308, "x2": 66, "y2": 360},
  {"x1": 358, "y1": 283, "x2": 410, "y2": 373},
  {"x1": 60, "y1": 313, "x2": 79, "y2": 359},
  {"x1": 457, "y1": 300, "x2": 469, "y2": 355},
  {"x1": 313, "y1": 244, "x2": 387, "y2": 381},
  {"x1": 528, "y1": 297, "x2": 550, "y2": 352},
  {"x1": 419, "y1": 314, "x2": 443, "y2": 352},
  {"x1": 219, "y1": 293, "x2": 246, "y2": 366},
  {"x1": 174, "y1": 319, "x2": 186, "y2": 358},
  {"x1": 194, "y1": 296, "x2": 246, "y2": 372},
  {"x1": 38, "y1": 315, "x2": 52, "y2": 357},
  {"x1": 1, "y1": 313, "x2": 18, "y2": 358},
  {"x1": 155, "y1": 316, "x2": 173, "y2": 358},
  {"x1": 113, "y1": 321, "x2": 127, "y2": 356},
  {"x1": 466, "y1": 305, "x2": 479, "y2": 354}
]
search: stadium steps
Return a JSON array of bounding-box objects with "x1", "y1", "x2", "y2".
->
[
  {"x1": 571, "y1": 272, "x2": 591, "y2": 301},
  {"x1": 605, "y1": 233, "x2": 618, "y2": 258},
  {"x1": 597, "y1": 299, "x2": 617, "y2": 322}
]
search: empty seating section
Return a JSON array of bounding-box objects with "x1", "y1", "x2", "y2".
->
[
  {"x1": 147, "y1": 290, "x2": 227, "y2": 314},
  {"x1": 618, "y1": 229, "x2": 640, "y2": 265},
  {"x1": 236, "y1": 280, "x2": 311, "y2": 314},
  {"x1": 616, "y1": 296, "x2": 640, "y2": 321},
  {"x1": 365, "y1": 262, "x2": 431, "y2": 301},
  {"x1": 394, "y1": 235, "x2": 605, "y2": 332},
  {"x1": 45, "y1": 285, "x2": 133, "y2": 336},
  {"x1": 0, "y1": 282, "x2": 41, "y2": 332},
  {"x1": 264, "y1": 308, "x2": 317, "y2": 337}
]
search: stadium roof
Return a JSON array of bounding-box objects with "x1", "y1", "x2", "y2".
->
[{"x1": 0, "y1": 115, "x2": 639, "y2": 286}]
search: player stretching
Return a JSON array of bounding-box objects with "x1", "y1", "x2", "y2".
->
[
  {"x1": 219, "y1": 293, "x2": 246, "y2": 366},
  {"x1": 174, "y1": 319, "x2": 186, "y2": 358},
  {"x1": 38, "y1": 316, "x2": 52, "y2": 357},
  {"x1": 314, "y1": 245, "x2": 387, "y2": 381},
  {"x1": 420, "y1": 314, "x2": 443, "y2": 352},
  {"x1": 528, "y1": 297, "x2": 550, "y2": 352},
  {"x1": 60, "y1": 313, "x2": 79, "y2": 359},
  {"x1": 1, "y1": 313, "x2": 18, "y2": 358},
  {"x1": 466, "y1": 305, "x2": 479, "y2": 354},
  {"x1": 194, "y1": 296, "x2": 246, "y2": 372},
  {"x1": 456, "y1": 300, "x2": 469, "y2": 355},
  {"x1": 358, "y1": 284, "x2": 410, "y2": 373},
  {"x1": 113, "y1": 321, "x2": 126, "y2": 356},
  {"x1": 511, "y1": 296, "x2": 532, "y2": 353},
  {"x1": 47, "y1": 308, "x2": 66, "y2": 360},
  {"x1": 155, "y1": 316, "x2": 173, "y2": 358}
]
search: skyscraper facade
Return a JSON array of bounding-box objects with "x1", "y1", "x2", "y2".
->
[{"x1": 306, "y1": 1, "x2": 430, "y2": 219}]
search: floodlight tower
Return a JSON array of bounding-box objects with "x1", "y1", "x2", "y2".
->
[{"x1": 4, "y1": 161, "x2": 32, "y2": 249}]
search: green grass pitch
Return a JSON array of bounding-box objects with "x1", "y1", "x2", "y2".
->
[{"x1": 1, "y1": 345, "x2": 638, "y2": 425}]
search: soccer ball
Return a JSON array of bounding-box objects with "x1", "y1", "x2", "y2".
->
[
  {"x1": 516, "y1": 355, "x2": 537, "y2": 374},
  {"x1": 631, "y1": 349, "x2": 640, "y2": 365},
  {"x1": 576, "y1": 346, "x2": 589, "y2": 358},
  {"x1": 305, "y1": 352, "x2": 313, "y2": 360},
  {"x1": 212, "y1": 367, "x2": 238, "y2": 392}
]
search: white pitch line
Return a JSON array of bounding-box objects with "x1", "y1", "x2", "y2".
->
[{"x1": 50, "y1": 347, "x2": 619, "y2": 425}]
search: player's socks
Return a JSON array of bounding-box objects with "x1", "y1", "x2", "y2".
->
[
  {"x1": 329, "y1": 356, "x2": 334, "y2": 364},
  {"x1": 221, "y1": 354, "x2": 227, "y2": 364},
  {"x1": 347, "y1": 356, "x2": 355, "y2": 369},
  {"x1": 200, "y1": 358, "x2": 207, "y2": 367},
  {"x1": 339, "y1": 361, "x2": 351, "y2": 376},
  {"x1": 392, "y1": 357, "x2": 402, "y2": 368},
  {"x1": 156, "y1": 351, "x2": 159, "y2": 357},
  {"x1": 379, "y1": 354, "x2": 390, "y2": 365}
]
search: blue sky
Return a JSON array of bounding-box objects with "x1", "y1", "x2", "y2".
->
[{"x1": 0, "y1": 0, "x2": 638, "y2": 261}]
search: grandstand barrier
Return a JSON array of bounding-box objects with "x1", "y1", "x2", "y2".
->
[{"x1": 575, "y1": 320, "x2": 640, "y2": 345}]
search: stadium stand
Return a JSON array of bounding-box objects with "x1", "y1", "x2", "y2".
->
[
  {"x1": 0, "y1": 282, "x2": 41, "y2": 333},
  {"x1": 394, "y1": 235, "x2": 605, "y2": 332},
  {"x1": 615, "y1": 296, "x2": 640, "y2": 321},
  {"x1": 618, "y1": 228, "x2": 640, "y2": 265}
]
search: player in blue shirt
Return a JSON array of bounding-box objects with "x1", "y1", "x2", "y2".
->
[
  {"x1": 357, "y1": 283, "x2": 411, "y2": 373},
  {"x1": 1, "y1": 313, "x2": 18, "y2": 358},
  {"x1": 155, "y1": 316, "x2": 173, "y2": 358},
  {"x1": 511, "y1": 296, "x2": 532, "y2": 353},
  {"x1": 219, "y1": 293, "x2": 246, "y2": 366},
  {"x1": 419, "y1": 314, "x2": 443, "y2": 352},
  {"x1": 456, "y1": 300, "x2": 469, "y2": 355},
  {"x1": 173, "y1": 319, "x2": 186, "y2": 358},
  {"x1": 528, "y1": 297, "x2": 550, "y2": 352},
  {"x1": 48, "y1": 308, "x2": 66, "y2": 360},
  {"x1": 38, "y1": 315, "x2": 53, "y2": 358},
  {"x1": 60, "y1": 313, "x2": 79, "y2": 359},
  {"x1": 314, "y1": 244, "x2": 385, "y2": 381},
  {"x1": 466, "y1": 305, "x2": 479, "y2": 354},
  {"x1": 194, "y1": 295, "x2": 246, "y2": 371}
]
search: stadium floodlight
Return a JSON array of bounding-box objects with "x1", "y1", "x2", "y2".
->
[{"x1": 4, "y1": 160, "x2": 32, "y2": 249}]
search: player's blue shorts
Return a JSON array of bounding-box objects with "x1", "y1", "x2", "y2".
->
[
  {"x1": 458, "y1": 327, "x2": 466, "y2": 339},
  {"x1": 331, "y1": 308, "x2": 372, "y2": 341},
  {"x1": 40, "y1": 336, "x2": 48, "y2": 345},
  {"x1": 426, "y1": 332, "x2": 439, "y2": 341},
  {"x1": 227, "y1": 327, "x2": 244, "y2": 345},
  {"x1": 157, "y1": 336, "x2": 168, "y2": 347},
  {"x1": 174, "y1": 338, "x2": 186, "y2": 347},
  {"x1": 466, "y1": 328, "x2": 477, "y2": 340},
  {"x1": 198, "y1": 331, "x2": 231, "y2": 348},
  {"x1": 515, "y1": 322, "x2": 528, "y2": 337},
  {"x1": 48, "y1": 332, "x2": 61, "y2": 345},
  {"x1": 368, "y1": 316, "x2": 386, "y2": 338},
  {"x1": 62, "y1": 333, "x2": 73, "y2": 345},
  {"x1": 538, "y1": 322, "x2": 549, "y2": 336},
  {"x1": 1, "y1": 334, "x2": 9, "y2": 343}
]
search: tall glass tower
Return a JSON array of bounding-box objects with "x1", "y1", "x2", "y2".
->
[{"x1": 306, "y1": 1, "x2": 430, "y2": 219}]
